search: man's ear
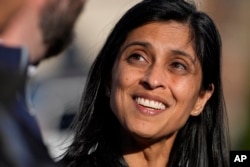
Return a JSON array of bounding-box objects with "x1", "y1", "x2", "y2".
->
[{"x1": 191, "y1": 84, "x2": 214, "y2": 116}]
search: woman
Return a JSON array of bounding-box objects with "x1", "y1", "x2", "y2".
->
[{"x1": 60, "y1": 0, "x2": 230, "y2": 166}]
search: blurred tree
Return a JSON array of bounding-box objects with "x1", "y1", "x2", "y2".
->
[{"x1": 202, "y1": 0, "x2": 250, "y2": 150}]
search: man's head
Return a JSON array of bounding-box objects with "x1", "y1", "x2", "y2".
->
[
  {"x1": 40, "y1": 0, "x2": 86, "y2": 61},
  {"x1": 0, "y1": 0, "x2": 24, "y2": 32},
  {"x1": 0, "y1": 0, "x2": 86, "y2": 64}
]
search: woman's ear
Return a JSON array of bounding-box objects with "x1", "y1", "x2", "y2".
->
[{"x1": 191, "y1": 84, "x2": 214, "y2": 116}]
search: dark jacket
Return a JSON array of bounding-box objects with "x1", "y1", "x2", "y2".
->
[{"x1": 0, "y1": 45, "x2": 56, "y2": 167}]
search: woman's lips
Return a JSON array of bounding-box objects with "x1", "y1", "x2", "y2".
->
[
  {"x1": 134, "y1": 97, "x2": 167, "y2": 116},
  {"x1": 135, "y1": 97, "x2": 166, "y2": 110}
]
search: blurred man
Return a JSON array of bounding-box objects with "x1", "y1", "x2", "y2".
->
[
  {"x1": 1, "y1": 0, "x2": 85, "y2": 63},
  {"x1": 0, "y1": 0, "x2": 86, "y2": 166},
  {"x1": 0, "y1": 0, "x2": 24, "y2": 32}
]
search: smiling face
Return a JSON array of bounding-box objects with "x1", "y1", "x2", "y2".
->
[{"x1": 110, "y1": 22, "x2": 213, "y2": 142}]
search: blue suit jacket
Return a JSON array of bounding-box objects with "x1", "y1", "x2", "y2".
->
[{"x1": 0, "y1": 45, "x2": 56, "y2": 167}]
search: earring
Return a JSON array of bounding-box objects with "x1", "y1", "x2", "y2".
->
[{"x1": 192, "y1": 111, "x2": 200, "y2": 116}]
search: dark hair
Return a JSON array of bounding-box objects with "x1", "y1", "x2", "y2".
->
[{"x1": 61, "y1": 0, "x2": 229, "y2": 166}]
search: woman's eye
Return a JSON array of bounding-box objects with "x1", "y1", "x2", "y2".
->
[
  {"x1": 127, "y1": 53, "x2": 146, "y2": 63},
  {"x1": 169, "y1": 62, "x2": 188, "y2": 74},
  {"x1": 171, "y1": 62, "x2": 187, "y2": 70}
]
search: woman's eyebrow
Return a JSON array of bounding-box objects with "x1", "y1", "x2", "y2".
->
[
  {"x1": 120, "y1": 41, "x2": 196, "y2": 64},
  {"x1": 171, "y1": 49, "x2": 196, "y2": 64},
  {"x1": 120, "y1": 41, "x2": 151, "y2": 53}
]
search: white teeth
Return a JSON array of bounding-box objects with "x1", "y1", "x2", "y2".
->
[{"x1": 135, "y1": 97, "x2": 166, "y2": 110}]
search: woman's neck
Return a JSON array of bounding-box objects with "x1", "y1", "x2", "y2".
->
[{"x1": 121, "y1": 131, "x2": 177, "y2": 167}]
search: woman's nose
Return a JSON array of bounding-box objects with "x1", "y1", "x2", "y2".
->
[{"x1": 140, "y1": 65, "x2": 166, "y2": 90}]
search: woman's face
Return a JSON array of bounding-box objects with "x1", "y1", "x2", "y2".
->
[{"x1": 110, "y1": 22, "x2": 213, "y2": 141}]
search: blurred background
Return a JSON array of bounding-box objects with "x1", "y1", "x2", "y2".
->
[{"x1": 26, "y1": 0, "x2": 250, "y2": 158}]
